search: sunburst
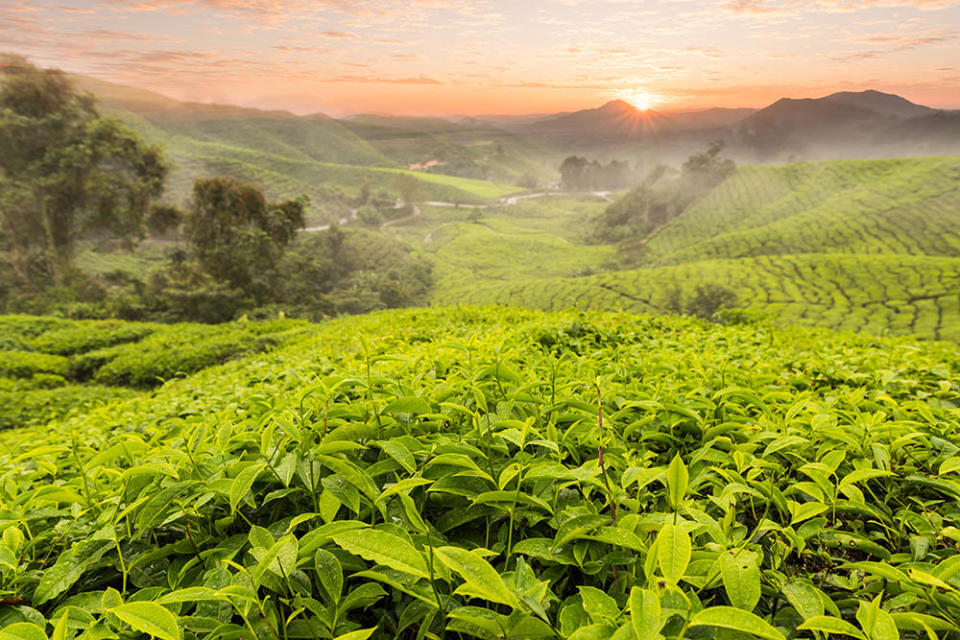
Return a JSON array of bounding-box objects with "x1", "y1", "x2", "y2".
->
[{"x1": 617, "y1": 89, "x2": 658, "y2": 111}]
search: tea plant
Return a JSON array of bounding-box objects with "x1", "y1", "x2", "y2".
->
[{"x1": 0, "y1": 306, "x2": 958, "y2": 638}]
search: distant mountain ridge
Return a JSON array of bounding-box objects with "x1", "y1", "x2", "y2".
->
[{"x1": 70, "y1": 73, "x2": 960, "y2": 191}]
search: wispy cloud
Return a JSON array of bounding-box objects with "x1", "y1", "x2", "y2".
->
[
  {"x1": 323, "y1": 74, "x2": 443, "y2": 84},
  {"x1": 727, "y1": 0, "x2": 960, "y2": 13},
  {"x1": 7, "y1": 0, "x2": 960, "y2": 114}
]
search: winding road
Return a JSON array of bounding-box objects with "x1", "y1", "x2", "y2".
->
[{"x1": 301, "y1": 190, "x2": 612, "y2": 233}]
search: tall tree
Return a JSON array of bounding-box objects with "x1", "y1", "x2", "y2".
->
[
  {"x1": 0, "y1": 55, "x2": 167, "y2": 286},
  {"x1": 181, "y1": 177, "x2": 307, "y2": 299}
]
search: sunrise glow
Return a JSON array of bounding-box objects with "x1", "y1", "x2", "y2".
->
[
  {"x1": 617, "y1": 90, "x2": 658, "y2": 112},
  {"x1": 4, "y1": 1, "x2": 960, "y2": 115}
]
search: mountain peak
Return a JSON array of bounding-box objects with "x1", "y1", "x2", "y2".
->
[
  {"x1": 600, "y1": 99, "x2": 637, "y2": 112},
  {"x1": 821, "y1": 89, "x2": 934, "y2": 118}
]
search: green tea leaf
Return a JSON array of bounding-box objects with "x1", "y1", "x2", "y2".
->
[
  {"x1": 666, "y1": 453, "x2": 689, "y2": 508},
  {"x1": 690, "y1": 606, "x2": 786, "y2": 640},
  {"x1": 332, "y1": 528, "x2": 429, "y2": 580},
  {"x1": 435, "y1": 546, "x2": 520, "y2": 608},
  {"x1": 109, "y1": 602, "x2": 182, "y2": 640},
  {"x1": 629, "y1": 587, "x2": 661, "y2": 640},
  {"x1": 656, "y1": 523, "x2": 691, "y2": 584},
  {"x1": 721, "y1": 548, "x2": 761, "y2": 611},
  {"x1": 229, "y1": 462, "x2": 266, "y2": 513},
  {"x1": 799, "y1": 616, "x2": 868, "y2": 639},
  {"x1": 315, "y1": 548, "x2": 344, "y2": 603}
]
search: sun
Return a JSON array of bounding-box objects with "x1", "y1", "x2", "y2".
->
[{"x1": 617, "y1": 89, "x2": 657, "y2": 111}]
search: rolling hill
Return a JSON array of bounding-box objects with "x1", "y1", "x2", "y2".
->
[
  {"x1": 415, "y1": 156, "x2": 960, "y2": 343},
  {"x1": 72, "y1": 76, "x2": 522, "y2": 223}
]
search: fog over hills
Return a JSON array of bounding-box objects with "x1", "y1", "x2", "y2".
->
[{"x1": 71, "y1": 73, "x2": 960, "y2": 207}]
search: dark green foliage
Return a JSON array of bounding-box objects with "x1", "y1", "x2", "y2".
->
[
  {"x1": 0, "y1": 56, "x2": 167, "y2": 288},
  {"x1": 593, "y1": 141, "x2": 735, "y2": 244},
  {"x1": 559, "y1": 156, "x2": 633, "y2": 191},
  {"x1": 146, "y1": 204, "x2": 184, "y2": 235},
  {"x1": 280, "y1": 227, "x2": 434, "y2": 317},
  {"x1": 683, "y1": 283, "x2": 739, "y2": 321},
  {"x1": 181, "y1": 177, "x2": 306, "y2": 296},
  {"x1": 356, "y1": 205, "x2": 383, "y2": 227}
]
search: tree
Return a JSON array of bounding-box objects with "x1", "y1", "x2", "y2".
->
[
  {"x1": 0, "y1": 55, "x2": 167, "y2": 286},
  {"x1": 394, "y1": 173, "x2": 421, "y2": 206},
  {"x1": 681, "y1": 140, "x2": 736, "y2": 190},
  {"x1": 686, "y1": 284, "x2": 738, "y2": 321},
  {"x1": 180, "y1": 177, "x2": 307, "y2": 300},
  {"x1": 560, "y1": 156, "x2": 588, "y2": 190}
]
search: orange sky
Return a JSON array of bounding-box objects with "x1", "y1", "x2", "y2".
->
[{"x1": 3, "y1": 0, "x2": 960, "y2": 115}]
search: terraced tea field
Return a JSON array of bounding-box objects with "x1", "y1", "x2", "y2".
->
[
  {"x1": 0, "y1": 316, "x2": 307, "y2": 428},
  {"x1": 424, "y1": 156, "x2": 960, "y2": 343},
  {"x1": 2, "y1": 307, "x2": 960, "y2": 638},
  {"x1": 640, "y1": 156, "x2": 960, "y2": 264},
  {"x1": 384, "y1": 195, "x2": 617, "y2": 296}
]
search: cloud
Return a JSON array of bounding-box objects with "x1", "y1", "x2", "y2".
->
[
  {"x1": 324, "y1": 74, "x2": 443, "y2": 84},
  {"x1": 832, "y1": 27, "x2": 956, "y2": 59},
  {"x1": 320, "y1": 30, "x2": 359, "y2": 39},
  {"x1": 77, "y1": 28, "x2": 179, "y2": 42},
  {"x1": 727, "y1": 0, "x2": 960, "y2": 13}
]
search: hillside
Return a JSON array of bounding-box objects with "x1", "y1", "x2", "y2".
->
[
  {"x1": 417, "y1": 157, "x2": 960, "y2": 343},
  {"x1": 638, "y1": 156, "x2": 960, "y2": 264},
  {"x1": 2, "y1": 307, "x2": 960, "y2": 638},
  {"x1": 341, "y1": 114, "x2": 554, "y2": 183},
  {"x1": 72, "y1": 76, "x2": 521, "y2": 222}
]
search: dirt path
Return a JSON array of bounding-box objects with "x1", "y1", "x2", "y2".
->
[
  {"x1": 302, "y1": 208, "x2": 359, "y2": 233},
  {"x1": 301, "y1": 190, "x2": 611, "y2": 234},
  {"x1": 381, "y1": 205, "x2": 421, "y2": 231}
]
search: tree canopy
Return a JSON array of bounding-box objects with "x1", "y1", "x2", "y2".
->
[{"x1": 0, "y1": 55, "x2": 167, "y2": 287}]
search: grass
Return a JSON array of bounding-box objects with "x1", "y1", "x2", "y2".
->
[{"x1": 1, "y1": 307, "x2": 960, "y2": 637}]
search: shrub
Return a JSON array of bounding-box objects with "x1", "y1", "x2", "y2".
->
[
  {"x1": 0, "y1": 350, "x2": 69, "y2": 378},
  {"x1": 91, "y1": 321, "x2": 302, "y2": 387},
  {"x1": 29, "y1": 321, "x2": 158, "y2": 355},
  {"x1": 686, "y1": 283, "x2": 739, "y2": 321},
  {"x1": 0, "y1": 384, "x2": 136, "y2": 429}
]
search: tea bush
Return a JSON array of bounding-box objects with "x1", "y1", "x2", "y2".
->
[
  {"x1": 0, "y1": 350, "x2": 70, "y2": 379},
  {"x1": 29, "y1": 321, "x2": 160, "y2": 355},
  {"x1": 0, "y1": 307, "x2": 958, "y2": 638}
]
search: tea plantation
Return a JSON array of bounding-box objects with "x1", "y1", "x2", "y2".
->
[
  {"x1": 426, "y1": 157, "x2": 960, "y2": 344},
  {"x1": 1, "y1": 307, "x2": 960, "y2": 639}
]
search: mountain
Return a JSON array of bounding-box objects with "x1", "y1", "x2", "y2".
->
[
  {"x1": 874, "y1": 111, "x2": 960, "y2": 152},
  {"x1": 524, "y1": 100, "x2": 673, "y2": 143},
  {"x1": 73, "y1": 75, "x2": 389, "y2": 167},
  {"x1": 731, "y1": 89, "x2": 958, "y2": 160},
  {"x1": 821, "y1": 89, "x2": 935, "y2": 119},
  {"x1": 659, "y1": 107, "x2": 757, "y2": 130},
  {"x1": 738, "y1": 96, "x2": 890, "y2": 139}
]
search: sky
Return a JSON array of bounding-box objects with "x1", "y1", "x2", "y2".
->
[{"x1": 3, "y1": 0, "x2": 960, "y2": 116}]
